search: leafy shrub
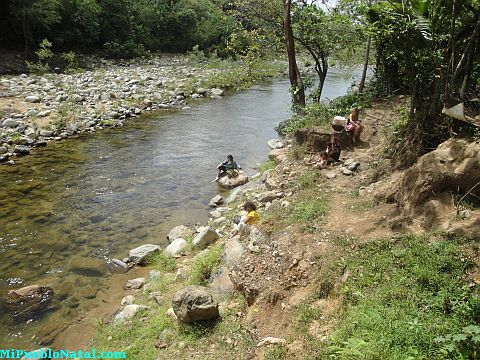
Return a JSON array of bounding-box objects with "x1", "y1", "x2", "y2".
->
[{"x1": 26, "y1": 39, "x2": 54, "y2": 74}]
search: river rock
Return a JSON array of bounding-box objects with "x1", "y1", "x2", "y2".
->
[
  {"x1": 267, "y1": 139, "x2": 284, "y2": 149},
  {"x1": 24, "y1": 127, "x2": 36, "y2": 137},
  {"x1": 121, "y1": 295, "x2": 135, "y2": 305},
  {"x1": 224, "y1": 237, "x2": 244, "y2": 267},
  {"x1": 164, "y1": 238, "x2": 187, "y2": 257},
  {"x1": 25, "y1": 95, "x2": 41, "y2": 103},
  {"x1": 209, "y1": 194, "x2": 223, "y2": 207},
  {"x1": 172, "y1": 286, "x2": 219, "y2": 324},
  {"x1": 124, "y1": 278, "x2": 146, "y2": 290},
  {"x1": 167, "y1": 225, "x2": 193, "y2": 243},
  {"x1": 129, "y1": 244, "x2": 161, "y2": 265},
  {"x1": 39, "y1": 129, "x2": 53, "y2": 137},
  {"x1": 2, "y1": 119, "x2": 21, "y2": 128},
  {"x1": 107, "y1": 258, "x2": 129, "y2": 273},
  {"x1": 225, "y1": 187, "x2": 243, "y2": 204},
  {"x1": 13, "y1": 145, "x2": 30, "y2": 154},
  {"x1": 38, "y1": 110, "x2": 51, "y2": 117},
  {"x1": 211, "y1": 88, "x2": 224, "y2": 96},
  {"x1": 324, "y1": 172, "x2": 337, "y2": 179},
  {"x1": 0, "y1": 146, "x2": 7, "y2": 154},
  {"x1": 196, "y1": 88, "x2": 208, "y2": 95},
  {"x1": 256, "y1": 190, "x2": 280, "y2": 203},
  {"x1": 0, "y1": 154, "x2": 9, "y2": 162},
  {"x1": 218, "y1": 173, "x2": 248, "y2": 189},
  {"x1": 1, "y1": 285, "x2": 53, "y2": 320},
  {"x1": 268, "y1": 148, "x2": 288, "y2": 162},
  {"x1": 113, "y1": 304, "x2": 149, "y2": 325},
  {"x1": 192, "y1": 226, "x2": 219, "y2": 249}
]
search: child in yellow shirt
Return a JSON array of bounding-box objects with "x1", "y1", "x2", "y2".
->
[{"x1": 232, "y1": 201, "x2": 259, "y2": 236}]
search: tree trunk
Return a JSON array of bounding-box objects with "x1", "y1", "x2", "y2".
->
[
  {"x1": 284, "y1": 0, "x2": 305, "y2": 107},
  {"x1": 359, "y1": 37, "x2": 371, "y2": 94}
]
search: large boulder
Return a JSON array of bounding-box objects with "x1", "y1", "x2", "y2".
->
[
  {"x1": 164, "y1": 238, "x2": 187, "y2": 257},
  {"x1": 224, "y1": 237, "x2": 244, "y2": 267},
  {"x1": 218, "y1": 173, "x2": 248, "y2": 189},
  {"x1": 192, "y1": 226, "x2": 218, "y2": 249},
  {"x1": 1, "y1": 285, "x2": 53, "y2": 320},
  {"x1": 128, "y1": 244, "x2": 161, "y2": 265},
  {"x1": 172, "y1": 286, "x2": 219, "y2": 323},
  {"x1": 167, "y1": 225, "x2": 193, "y2": 243}
]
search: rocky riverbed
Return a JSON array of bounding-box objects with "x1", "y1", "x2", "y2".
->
[{"x1": 0, "y1": 55, "x2": 236, "y2": 164}]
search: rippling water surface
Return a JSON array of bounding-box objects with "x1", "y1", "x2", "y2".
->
[{"x1": 0, "y1": 72, "x2": 356, "y2": 348}]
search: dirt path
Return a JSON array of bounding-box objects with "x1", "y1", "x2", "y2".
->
[{"x1": 236, "y1": 97, "x2": 408, "y2": 359}]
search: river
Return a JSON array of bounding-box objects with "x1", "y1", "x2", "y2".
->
[{"x1": 0, "y1": 70, "x2": 357, "y2": 349}]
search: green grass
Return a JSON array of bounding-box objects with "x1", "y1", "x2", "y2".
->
[
  {"x1": 291, "y1": 196, "x2": 329, "y2": 223},
  {"x1": 92, "y1": 292, "x2": 255, "y2": 360},
  {"x1": 327, "y1": 234, "x2": 480, "y2": 360},
  {"x1": 264, "y1": 344, "x2": 288, "y2": 360},
  {"x1": 259, "y1": 160, "x2": 277, "y2": 174},
  {"x1": 189, "y1": 244, "x2": 224, "y2": 286},
  {"x1": 298, "y1": 169, "x2": 322, "y2": 189}
]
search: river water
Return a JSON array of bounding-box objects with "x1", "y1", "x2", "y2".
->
[{"x1": 0, "y1": 70, "x2": 356, "y2": 348}]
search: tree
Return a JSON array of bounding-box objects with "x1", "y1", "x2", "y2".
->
[
  {"x1": 284, "y1": 0, "x2": 305, "y2": 107},
  {"x1": 10, "y1": 0, "x2": 61, "y2": 52},
  {"x1": 366, "y1": 0, "x2": 480, "y2": 166},
  {"x1": 293, "y1": 4, "x2": 355, "y2": 101}
]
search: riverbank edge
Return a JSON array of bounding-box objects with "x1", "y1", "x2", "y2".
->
[
  {"x1": 0, "y1": 55, "x2": 286, "y2": 165},
  {"x1": 84, "y1": 96, "x2": 480, "y2": 359}
]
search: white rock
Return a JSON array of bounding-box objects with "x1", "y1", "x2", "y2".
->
[{"x1": 164, "y1": 238, "x2": 187, "y2": 257}]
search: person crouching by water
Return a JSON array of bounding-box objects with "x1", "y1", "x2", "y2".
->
[
  {"x1": 213, "y1": 154, "x2": 240, "y2": 182},
  {"x1": 232, "y1": 201, "x2": 260, "y2": 236}
]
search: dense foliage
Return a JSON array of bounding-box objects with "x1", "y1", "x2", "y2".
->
[
  {"x1": 0, "y1": 0, "x2": 236, "y2": 57},
  {"x1": 361, "y1": 0, "x2": 480, "y2": 166}
]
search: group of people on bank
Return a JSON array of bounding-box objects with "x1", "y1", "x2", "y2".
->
[{"x1": 212, "y1": 108, "x2": 364, "y2": 236}]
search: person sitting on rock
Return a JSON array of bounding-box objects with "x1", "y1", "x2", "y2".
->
[
  {"x1": 232, "y1": 201, "x2": 260, "y2": 236},
  {"x1": 326, "y1": 137, "x2": 341, "y2": 163},
  {"x1": 213, "y1": 154, "x2": 240, "y2": 182},
  {"x1": 346, "y1": 108, "x2": 364, "y2": 144}
]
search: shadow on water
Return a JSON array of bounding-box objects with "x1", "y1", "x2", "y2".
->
[{"x1": 0, "y1": 73, "x2": 356, "y2": 348}]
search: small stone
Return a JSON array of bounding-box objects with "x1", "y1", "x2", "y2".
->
[
  {"x1": 121, "y1": 295, "x2": 135, "y2": 306},
  {"x1": 39, "y1": 130, "x2": 53, "y2": 137},
  {"x1": 124, "y1": 278, "x2": 146, "y2": 290},
  {"x1": 342, "y1": 168, "x2": 353, "y2": 176},
  {"x1": 25, "y1": 95, "x2": 41, "y2": 103},
  {"x1": 13, "y1": 145, "x2": 30, "y2": 154},
  {"x1": 2, "y1": 119, "x2": 21, "y2": 128},
  {"x1": 324, "y1": 173, "x2": 337, "y2": 179}
]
